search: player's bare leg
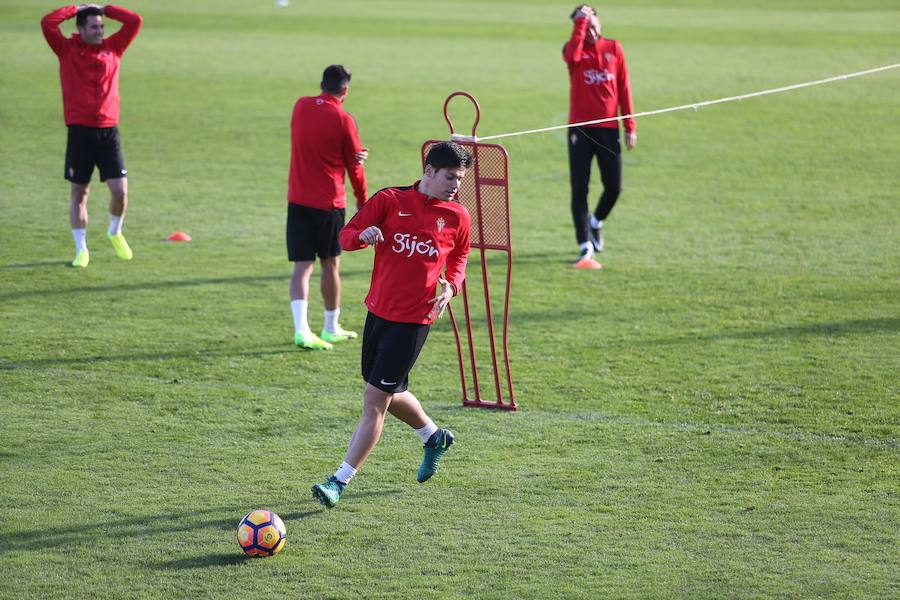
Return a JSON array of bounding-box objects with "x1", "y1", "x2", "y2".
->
[
  {"x1": 107, "y1": 176, "x2": 127, "y2": 220},
  {"x1": 291, "y1": 261, "x2": 331, "y2": 349},
  {"x1": 105, "y1": 177, "x2": 132, "y2": 260},
  {"x1": 319, "y1": 256, "x2": 357, "y2": 343},
  {"x1": 312, "y1": 384, "x2": 391, "y2": 508},
  {"x1": 344, "y1": 384, "x2": 392, "y2": 468},
  {"x1": 70, "y1": 182, "x2": 90, "y2": 267},
  {"x1": 387, "y1": 391, "x2": 429, "y2": 429}
]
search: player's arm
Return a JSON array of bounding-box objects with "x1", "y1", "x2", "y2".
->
[
  {"x1": 615, "y1": 42, "x2": 637, "y2": 148},
  {"x1": 443, "y1": 211, "x2": 471, "y2": 297},
  {"x1": 41, "y1": 5, "x2": 78, "y2": 56},
  {"x1": 103, "y1": 5, "x2": 142, "y2": 54},
  {"x1": 342, "y1": 114, "x2": 369, "y2": 210},
  {"x1": 429, "y1": 212, "x2": 471, "y2": 319},
  {"x1": 563, "y1": 6, "x2": 591, "y2": 64},
  {"x1": 339, "y1": 190, "x2": 386, "y2": 251}
]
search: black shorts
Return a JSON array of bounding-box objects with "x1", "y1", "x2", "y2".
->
[
  {"x1": 286, "y1": 203, "x2": 345, "y2": 261},
  {"x1": 361, "y1": 312, "x2": 431, "y2": 394},
  {"x1": 65, "y1": 125, "x2": 127, "y2": 184}
]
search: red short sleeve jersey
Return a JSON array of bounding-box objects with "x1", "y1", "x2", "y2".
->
[
  {"x1": 41, "y1": 5, "x2": 142, "y2": 127},
  {"x1": 340, "y1": 182, "x2": 471, "y2": 324},
  {"x1": 287, "y1": 93, "x2": 368, "y2": 210},
  {"x1": 563, "y1": 17, "x2": 636, "y2": 133}
]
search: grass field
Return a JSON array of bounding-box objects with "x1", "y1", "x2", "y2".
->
[{"x1": 1, "y1": 0, "x2": 898, "y2": 597}]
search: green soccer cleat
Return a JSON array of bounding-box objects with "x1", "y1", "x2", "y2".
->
[
  {"x1": 417, "y1": 429, "x2": 455, "y2": 483},
  {"x1": 107, "y1": 233, "x2": 133, "y2": 260},
  {"x1": 71, "y1": 249, "x2": 90, "y2": 268},
  {"x1": 320, "y1": 326, "x2": 358, "y2": 344},
  {"x1": 294, "y1": 331, "x2": 333, "y2": 350},
  {"x1": 311, "y1": 476, "x2": 345, "y2": 508}
]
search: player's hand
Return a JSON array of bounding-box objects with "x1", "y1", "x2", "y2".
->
[
  {"x1": 572, "y1": 5, "x2": 593, "y2": 20},
  {"x1": 77, "y1": 3, "x2": 103, "y2": 12},
  {"x1": 355, "y1": 148, "x2": 369, "y2": 164},
  {"x1": 427, "y1": 277, "x2": 455, "y2": 320},
  {"x1": 625, "y1": 131, "x2": 637, "y2": 149},
  {"x1": 358, "y1": 226, "x2": 383, "y2": 245}
]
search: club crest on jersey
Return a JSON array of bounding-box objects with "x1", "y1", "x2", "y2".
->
[
  {"x1": 605, "y1": 52, "x2": 613, "y2": 62},
  {"x1": 436, "y1": 217, "x2": 445, "y2": 232},
  {"x1": 393, "y1": 233, "x2": 439, "y2": 258}
]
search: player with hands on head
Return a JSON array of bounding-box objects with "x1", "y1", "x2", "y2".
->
[
  {"x1": 310, "y1": 141, "x2": 473, "y2": 509},
  {"x1": 564, "y1": 3, "x2": 637, "y2": 264},
  {"x1": 41, "y1": 2, "x2": 143, "y2": 268}
]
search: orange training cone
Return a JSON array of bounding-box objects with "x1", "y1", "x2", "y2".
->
[
  {"x1": 574, "y1": 257, "x2": 602, "y2": 270},
  {"x1": 166, "y1": 231, "x2": 192, "y2": 242}
]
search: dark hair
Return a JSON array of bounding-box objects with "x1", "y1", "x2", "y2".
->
[
  {"x1": 425, "y1": 142, "x2": 473, "y2": 171},
  {"x1": 321, "y1": 65, "x2": 351, "y2": 94},
  {"x1": 76, "y1": 6, "x2": 103, "y2": 28}
]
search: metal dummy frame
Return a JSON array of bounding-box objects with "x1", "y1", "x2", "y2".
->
[{"x1": 422, "y1": 91, "x2": 516, "y2": 410}]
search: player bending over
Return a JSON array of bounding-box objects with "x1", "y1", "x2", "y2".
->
[{"x1": 311, "y1": 141, "x2": 473, "y2": 508}]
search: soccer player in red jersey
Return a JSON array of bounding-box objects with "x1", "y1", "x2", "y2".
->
[
  {"x1": 287, "y1": 65, "x2": 369, "y2": 350},
  {"x1": 564, "y1": 4, "x2": 637, "y2": 263},
  {"x1": 41, "y1": 3, "x2": 142, "y2": 268},
  {"x1": 311, "y1": 142, "x2": 473, "y2": 508}
]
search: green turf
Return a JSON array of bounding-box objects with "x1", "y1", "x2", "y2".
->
[{"x1": 1, "y1": 0, "x2": 898, "y2": 597}]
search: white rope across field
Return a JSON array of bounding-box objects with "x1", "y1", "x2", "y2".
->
[{"x1": 475, "y1": 63, "x2": 900, "y2": 142}]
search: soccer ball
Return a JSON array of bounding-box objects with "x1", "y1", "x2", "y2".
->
[{"x1": 237, "y1": 509, "x2": 287, "y2": 557}]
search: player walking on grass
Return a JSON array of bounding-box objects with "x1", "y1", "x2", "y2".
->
[
  {"x1": 564, "y1": 4, "x2": 637, "y2": 264},
  {"x1": 287, "y1": 65, "x2": 369, "y2": 350},
  {"x1": 311, "y1": 142, "x2": 473, "y2": 508},
  {"x1": 41, "y1": 3, "x2": 142, "y2": 268}
]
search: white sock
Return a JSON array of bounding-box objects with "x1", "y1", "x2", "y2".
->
[
  {"x1": 334, "y1": 461, "x2": 357, "y2": 484},
  {"x1": 108, "y1": 214, "x2": 123, "y2": 236},
  {"x1": 291, "y1": 299, "x2": 311, "y2": 336},
  {"x1": 580, "y1": 241, "x2": 593, "y2": 254},
  {"x1": 414, "y1": 421, "x2": 439, "y2": 444},
  {"x1": 72, "y1": 228, "x2": 87, "y2": 252},
  {"x1": 323, "y1": 308, "x2": 340, "y2": 333},
  {"x1": 590, "y1": 215, "x2": 603, "y2": 229}
]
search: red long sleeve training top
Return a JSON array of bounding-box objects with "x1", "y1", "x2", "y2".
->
[
  {"x1": 41, "y1": 5, "x2": 142, "y2": 127},
  {"x1": 563, "y1": 16, "x2": 635, "y2": 133},
  {"x1": 287, "y1": 93, "x2": 368, "y2": 210},
  {"x1": 340, "y1": 183, "x2": 471, "y2": 325}
]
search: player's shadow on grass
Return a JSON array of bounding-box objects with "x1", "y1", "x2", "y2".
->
[
  {"x1": 0, "y1": 491, "x2": 403, "y2": 558},
  {"x1": 0, "y1": 260, "x2": 69, "y2": 269},
  {"x1": 509, "y1": 310, "x2": 899, "y2": 342},
  {"x1": 630, "y1": 316, "x2": 900, "y2": 346},
  {"x1": 150, "y1": 491, "x2": 404, "y2": 570},
  {"x1": 154, "y1": 553, "x2": 249, "y2": 569},
  {"x1": 0, "y1": 506, "x2": 316, "y2": 555},
  {"x1": 0, "y1": 273, "x2": 287, "y2": 302},
  {"x1": 0, "y1": 266, "x2": 373, "y2": 302},
  {"x1": 0, "y1": 346, "x2": 296, "y2": 370}
]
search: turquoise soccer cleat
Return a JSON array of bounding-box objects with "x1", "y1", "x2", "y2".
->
[
  {"x1": 311, "y1": 476, "x2": 345, "y2": 508},
  {"x1": 417, "y1": 429, "x2": 455, "y2": 483}
]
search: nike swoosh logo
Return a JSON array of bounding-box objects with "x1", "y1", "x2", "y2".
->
[
  {"x1": 399, "y1": 212, "x2": 413, "y2": 217},
  {"x1": 380, "y1": 379, "x2": 398, "y2": 386}
]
